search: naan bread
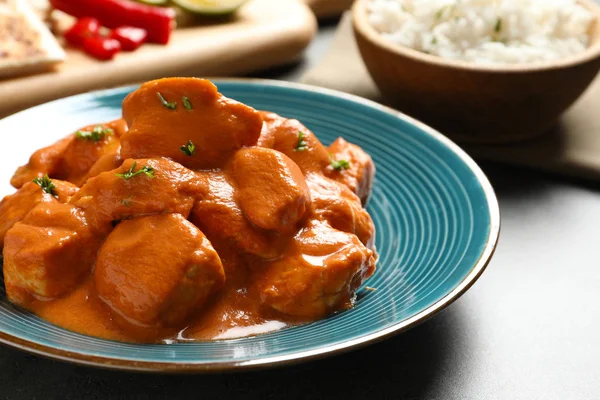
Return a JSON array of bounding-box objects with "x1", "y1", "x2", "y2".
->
[{"x1": 0, "y1": 0, "x2": 65, "y2": 78}]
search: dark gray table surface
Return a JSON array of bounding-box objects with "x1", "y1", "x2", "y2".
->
[{"x1": 1, "y1": 19, "x2": 599, "y2": 400}]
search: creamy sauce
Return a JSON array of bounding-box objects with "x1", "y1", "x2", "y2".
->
[
  {"x1": 210, "y1": 321, "x2": 288, "y2": 341},
  {"x1": 27, "y1": 272, "x2": 298, "y2": 343}
]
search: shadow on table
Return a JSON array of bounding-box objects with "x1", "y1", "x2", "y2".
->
[
  {"x1": 479, "y1": 159, "x2": 600, "y2": 199},
  {"x1": 0, "y1": 305, "x2": 469, "y2": 400}
]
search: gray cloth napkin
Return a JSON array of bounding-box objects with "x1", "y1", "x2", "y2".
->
[{"x1": 302, "y1": 13, "x2": 600, "y2": 181}]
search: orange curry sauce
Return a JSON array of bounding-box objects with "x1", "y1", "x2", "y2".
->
[{"x1": 0, "y1": 78, "x2": 377, "y2": 343}]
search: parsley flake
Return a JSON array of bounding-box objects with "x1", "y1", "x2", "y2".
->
[
  {"x1": 329, "y1": 154, "x2": 351, "y2": 171},
  {"x1": 180, "y1": 140, "x2": 196, "y2": 156},
  {"x1": 157, "y1": 92, "x2": 177, "y2": 110},
  {"x1": 32, "y1": 174, "x2": 57, "y2": 198},
  {"x1": 294, "y1": 131, "x2": 308, "y2": 152},
  {"x1": 494, "y1": 17, "x2": 502, "y2": 33},
  {"x1": 115, "y1": 161, "x2": 155, "y2": 180},
  {"x1": 76, "y1": 125, "x2": 113, "y2": 143},
  {"x1": 182, "y1": 96, "x2": 192, "y2": 110},
  {"x1": 436, "y1": 5, "x2": 451, "y2": 19},
  {"x1": 120, "y1": 196, "x2": 133, "y2": 207}
]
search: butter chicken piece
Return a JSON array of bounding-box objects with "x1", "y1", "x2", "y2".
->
[
  {"x1": 10, "y1": 135, "x2": 72, "y2": 188},
  {"x1": 190, "y1": 172, "x2": 280, "y2": 260},
  {"x1": 48, "y1": 179, "x2": 79, "y2": 202},
  {"x1": 306, "y1": 173, "x2": 376, "y2": 249},
  {"x1": 260, "y1": 111, "x2": 331, "y2": 173},
  {"x1": 326, "y1": 137, "x2": 375, "y2": 205},
  {"x1": 10, "y1": 119, "x2": 125, "y2": 188},
  {"x1": 257, "y1": 111, "x2": 282, "y2": 148},
  {"x1": 70, "y1": 158, "x2": 201, "y2": 231},
  {"x1": 231, "y1": 147, "x2": 311, "y2": 235},
  {"x1": 3, "y1": 202, "x2": 103, "y2": 304},
  {"x1": 108, "y1": 118, "x2": 129, "y2": 138},
  {"x1": 85, "y1": 152, "x2": 123, "y2": 180},
  {"x1": 255, "y1": 221, "x2": 377, "y2": 319},
  {"x1": 121, "y1": 78, "x2": 263, "y2": 169},
  {"x1": 260, "y1": 112, "x2": 374, "y2": 205},
  {"x1": 0, "y1": 179, "x2": 77, "y2": 248},
  {"x1": 95, "y1": 213, "x2": 226, "y2": 328},
  {"x1": 57, "y1": 124, "x2": 120, "y2": 186}
]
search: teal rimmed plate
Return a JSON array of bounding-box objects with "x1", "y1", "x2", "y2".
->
[{"x1": 0, "y1": 79, "x2": 499, "y2": 372}]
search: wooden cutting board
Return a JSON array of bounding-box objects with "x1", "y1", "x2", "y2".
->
[
  {"x1": 305, "y1": 0, "x2": 353, "y2": 18},
  {"x1": 0, "y1": 0, "x2": 316, "y2": 118}
]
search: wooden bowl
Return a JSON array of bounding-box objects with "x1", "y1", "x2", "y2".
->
[{"x1": 352, "y1": 0, "x2": 600, "y2": 144}]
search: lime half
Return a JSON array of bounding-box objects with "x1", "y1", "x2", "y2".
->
[{"x1": 172, "y1": 0, "x2": 249, "y2": 15}]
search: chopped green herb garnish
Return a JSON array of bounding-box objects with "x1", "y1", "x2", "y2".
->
[
  {"x1": 157, "y1": 92, "x2": 177, "y2": 110},
  {"x1": 115, "y1": 161, "x2": 155, "y2": 180},
  {"x1": 431, "y1": 36, "x2": 438, "y2": 45},
  {"x1": 329, "y1": 154, "x2": 351, "y2": 171},
  {"x1": 494, "y1": 17, "x2": 502, "y2": 33},
  {"x1": 76, "y1": 125, "x2": 113, "y2": 143},
  {"x1": 435, "y1": 7, "x2": 445, "y2": 19},
  {"x1": 32, "y1": 174, "x2": 57, "y2": 198},
  {"x1": 294, "y1": 131, "x2": 308, "y2": 152},
  {"x1": 182, "y1": 96, "x2": 192, "y2": 110},
  {"x1": 180, "y1": 140, "x2": 196, "y2": 156},
  {"x1": 436, "y1": 5, "x2": 453, "y2": 19}
]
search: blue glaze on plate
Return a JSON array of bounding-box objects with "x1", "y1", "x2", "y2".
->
[{"x1": 0, "y1": 80, "x2": 499, "y2": 371}]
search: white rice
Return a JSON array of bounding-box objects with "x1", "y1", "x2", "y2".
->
[{"x1": 367, "y1": 0, "x2": 595, "y2": 64}]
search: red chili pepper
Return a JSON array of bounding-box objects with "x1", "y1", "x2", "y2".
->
[
  {"x1": 110, "y1": 26, "x2": 147, "y2": 51},
  {"x1": 83, "y1": 36, "x2": 122, "y2": 60},
  {"x1": 49, "y1": 0, "x2": 175, "y2": 44},
  {"x1": 64, "y1": 17, "x2": 101, "y2": 47}
]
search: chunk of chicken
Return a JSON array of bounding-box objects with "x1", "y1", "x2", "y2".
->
[
  {"x1": 57, "y1": 125, "x2": 121, "y2": 186},
  {"x1": 256, "y1": 111, "x2": 282, "y2": 148},
  {"x1": 107, "y1": 118, "x2": 129, "y2": 138},
  {"x1": 326, "y1": 137, "x2": 375, "y2": 205},
  {"x1": 10, "y1": 136, "x2": 73, "y2": 189},
  {"x1": 231, "y1": 147, "x2": 310, "y2": 235},
  {"x1": 70, "y1": 158, "x2": 202, "y2": 232},
  {"x1": 3, "y1": 202, "x2": 102, "y2": 304},
  {"x1": 190, "y1": 172, "x2": 282, "y2": 260},
  {"x1": 10, "y1": 119, "x2": 125, "y2": 189},
  {"x1": 85, "y1": 151, "x2": 123, "y2": 180},
  {"x1": 258, "y1": 111, "x2": 331, "y2": 173},
  {"x1": 0, "y1": 180, "x2": 77, "y2": 248},
  {"x1": 95, "y1": 213, "x2": 226, "y2": 328},
  {"x1": 306, "y1": 173, "x2": 375, "y2": 249},
  {"x1": 254, "y1": 221, "x2": 377, "y2": 319},
  {"x1": 121, "y1": 78, "x2": 263, "y2": 169}
]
